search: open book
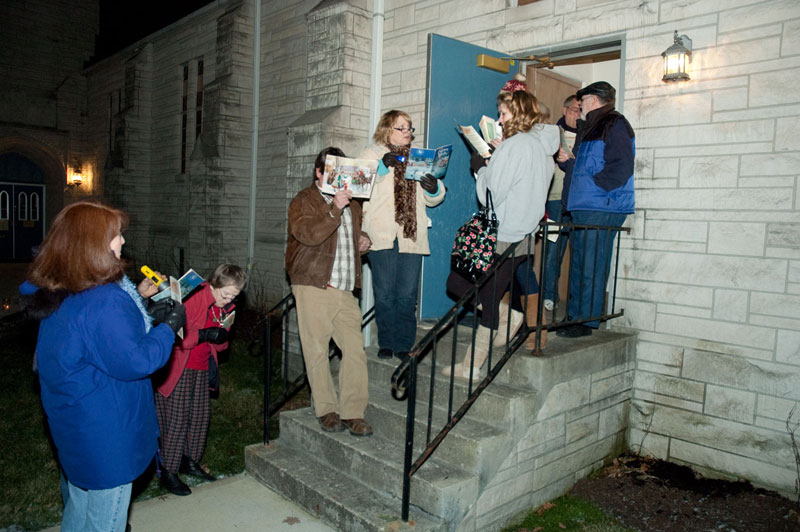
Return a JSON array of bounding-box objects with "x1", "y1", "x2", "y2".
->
[
  {"x1": 405, "y1": 144, "x2": 453, "y2": 181},
  {"x1": 151, "y1": 268, "x2": 205, "y2": 339},
  {"x1": 320, "y1": 155, "x2": 379, "y2": 199},
  {"x1": 560, "y1": 126, "x2": 576, "y2": 158},
  {"x1": 458, "y1": 124, "x2": 492, "y2": 158}
]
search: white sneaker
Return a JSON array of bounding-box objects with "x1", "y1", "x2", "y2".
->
[{"x1": 544, "y1": 299, "x2": 554, "y2": 311}]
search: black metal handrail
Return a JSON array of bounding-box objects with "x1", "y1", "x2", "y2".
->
[
  {"x1": 395, "y1": 220, "x2": 630, "y2": 521},
  {"x1": 262, "y1": 293, "x2": 375, "y2": 445}
]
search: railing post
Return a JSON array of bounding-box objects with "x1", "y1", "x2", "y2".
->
[
  {"x1": 401, "y1": 354, "x2": 418, "y2": 522},
  {"x1": 264, "y1": 311, "x2": 272, "y2": 445}
]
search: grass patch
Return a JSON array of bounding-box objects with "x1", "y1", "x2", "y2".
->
[
  {"x1": 501, "y1": 494, "x2": 637, "y2": 532},
  {"x1": 0, "y1": 311, "x2": 304, "y2": 531}
]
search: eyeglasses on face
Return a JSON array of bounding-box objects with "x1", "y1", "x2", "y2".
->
[{"x1": 393, "y1": 127, "x2": 415, "y2": 133}]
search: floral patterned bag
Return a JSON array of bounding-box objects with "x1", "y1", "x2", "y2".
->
[{"x1": 450, "y1": 189, "x2": 498, "y2": 282}]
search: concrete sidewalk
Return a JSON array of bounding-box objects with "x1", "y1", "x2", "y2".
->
[{"x1": 40, "y1": 473, "x2": 335, "y2": 532}]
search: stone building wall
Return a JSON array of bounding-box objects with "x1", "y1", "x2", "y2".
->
[{"x1": 363, "y1": 0, "x2": 800, "y2": 496}]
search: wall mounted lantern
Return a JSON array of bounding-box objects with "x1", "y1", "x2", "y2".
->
[
  {"x1": 69, "y1": 167, "x2": 83, "y2": 186},
  {"x1": 662, "y1": 30, "x2": 692, "y2": 82}
]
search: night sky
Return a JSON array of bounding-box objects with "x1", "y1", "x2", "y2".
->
[{"x1": 94, "y1": 0, "x2": 215, "y2": 62}]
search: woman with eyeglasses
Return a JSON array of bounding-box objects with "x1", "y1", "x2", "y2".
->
[
  {"x1": 152, "y1": 263, "x2": 246, "y2": 496},
  {"x1": 19, "y1": 200, "x2": 186, "y2": 532},
  {"x1": 359, "y1": 110, "x2": 446, "y2": 362}
]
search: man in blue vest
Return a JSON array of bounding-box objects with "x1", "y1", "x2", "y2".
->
[{"x1": 556, "y1": 81, "x2": 635, "y2": 338}]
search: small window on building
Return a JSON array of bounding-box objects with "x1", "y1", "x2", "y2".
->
[
  {"x1": 0, "y1": 191, "x2": 8, "y2": 220},
  {"x1": 181, "y1": 64, "x2": 189, "y2": 174},
  {"x1": 196, "y1": 60, "x2": 204, "y2": 139},
  {"x1": 18, "y1": 192, "x2": 28, "y2": 221},
  {"x1": 30, "y1": 193, "x2": 40, "y2": 221}
]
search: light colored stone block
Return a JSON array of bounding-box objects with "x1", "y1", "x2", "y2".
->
[
  {"x1": 775, "y1": 118, "x2": 800, "y2": 152},
  {"x1": 591, "y1": 371, "x2": 633, "y2": 403},
  {"x1": 653, "y1": 157, "x2": 679, "y2": 178},
  {"x1": 619, "y1": 249, "x2": 786, "y2": 293},
  {"x1": 657, "y1": 303, "x2": 711, "y2": 319},
  {"x1": 655, "y1": 141, "x2": 773, "y2": 158},
  {"x1": 625, "y1": 93, "x2": 711, "y2": 128},
  {"x1": 615, "y1": 299, "x2": 656, "y2": 331},
  {"x1": 750, "y1": 292, "x2": 800, "y2": 320},
  {"x1": 657, "y1": 314, "x2": 774, "y2": 350},
  {"x1": 707, "y1": 222, "x2": 765, "y2": 257},
  {"x1": 616, "y1": 279, "x2": 713, "y2": 307},
  {"x1": 537, "y1": 375, "x2": 591, "y2": 418},
  {"x1": 636, "y1": 371, "x2": 705, "y2": 402},
  {"x1": 717, "y1": 24, "x2": 783, "y2": 46},
  {"x1": 635, "y1": 148, "x2": 654, "y2": 178},
  {"x1": 659, "y1": 0, "x2": 761, "y2": 22},
  {"x1": 637, "y1": 360, "x2": 681, "y2": 377},
  {"x1": 757, "y1": 394, "x2": 800, "y2": 423},
  {"x1": 637, "y1": 341, "x2": 684, "y2": 367},
  {"x1": 636, "y1": 119, "x2": 774, "y2": 148},
  {"x1": 782, "y1": 19, "x2": 800, "y2": 56},
  {"x1": 712, "y1": 289, "x2": 748, "y2": 323},
  {"x1": 563, "y1": 0, "x2": 658, "y2": 41},
  {"x1": 776, "y1": 329, "x2": 800, "y2": 366},
  {"x1": 599, "y1": 402, "x2": 628, "y2": 440},
  {"x1": 670, "y1": 439, "x2": 795, "y2": 495},
  {"x1": 718, "y1": 0, "x2": 800, "y2": 34},
  {"x1": 749, "y1": 68, "x2": 800, "y2": 107},
  {"x1": 712, "y1": 87, "x2": 748, "y2": 111},
  {"x1": 704, "y1": 384, "x2": 755, "y2": 423},
  {"x1": 566, "y1": 413, "x2": 598, "y2": 445},
  {"x1": 645, "y1": 219, "x2": 707, "y2": 243},
  {"x1": 741, "y1": 153, "x2": 800, "y2": 176},
  {"x1": 628, "y1": 427, "x2": 669, "y2": 458},
  {"x1": 633, "y1": 389, "x2": 704, "y2": 412},
  {"x1": 767, "y1": 223, "x2": 800, "y2": 248},
  {"x1": 637, "y1": 330, "x2": 774, "y2": 362},
  {"x1": 683, "y1": 349, "x2": 800, "y2": 400}
]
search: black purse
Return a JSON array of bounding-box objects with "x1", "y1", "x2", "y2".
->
[{"x1": 450, "y1": 189, "x2": 498, "y2": 282}]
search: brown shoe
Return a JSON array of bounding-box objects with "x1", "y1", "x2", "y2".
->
[
  {"x1": 342, "y1": 418, "x2": 373, "y2": 437},
  {"x1": 318, "y1": 412, "x2": 345, "y2": 432}
]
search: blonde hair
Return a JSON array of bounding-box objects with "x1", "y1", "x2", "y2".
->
[
  {"x1": 372, "y1": 110, "x2": 413, "y2": 146},
  {"x1": 502, "y1": 91, "x2": 542, "y2": 139}
]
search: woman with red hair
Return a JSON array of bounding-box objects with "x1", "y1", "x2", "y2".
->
[{"x1": 20, "y1": 200, "x2": 185, "y2": 532}]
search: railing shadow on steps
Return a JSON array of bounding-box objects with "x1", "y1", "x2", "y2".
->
[
  {"x1": 391, "y1": 220, "x2": 630, "y2": 522},
  {"x1": 259, "y1": 219, "x2": 629, "y2": 524}
]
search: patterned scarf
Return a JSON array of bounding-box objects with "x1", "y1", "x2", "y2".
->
[
  {"x1": 118, "y1": 274, "x2": 153, "y2": 333},
  {"x1": 388, "y1": 144, "x2": 416, "y2": 241}
]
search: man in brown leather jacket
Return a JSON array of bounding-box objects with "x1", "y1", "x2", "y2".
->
[{"x1": 285, "y1": 147, "x2": 373, "y2": 436}]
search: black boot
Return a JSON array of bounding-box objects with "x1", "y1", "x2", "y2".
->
[
  {"x1": 180, "y1": 455, "x2": 217, "y2": 481},
  {"x1": 160, "y1": 471, "x2": 191, "y2": 496}
]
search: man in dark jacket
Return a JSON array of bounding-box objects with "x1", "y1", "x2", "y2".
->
[
  {"x1": 556, "y1": 81, "x2": 635, "y2": 337},
  {"x1": 285, "y1": 147, "x2": 373, "y2": 436}
]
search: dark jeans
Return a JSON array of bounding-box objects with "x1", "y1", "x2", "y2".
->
[
  {"x1": 542, "y1": 199, "x2": 569, "y2": 303},
  {"x1": 566, "y1": 210, "x2": 627, "y2": 328},
  {"x1": 369, "y1": 239, "x2": 422, "y2": 353}
]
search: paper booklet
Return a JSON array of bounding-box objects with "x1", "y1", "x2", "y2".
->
[
  {"x1": 405, "y1": 144, "x2": 453, "y2": 181},
  {"x1": 559, "y1": 126, "x2": 576, "y2": 158},
  {"x1": 479, "y1": 115, "x2": 501, "y2": 143},
  {"x1": 320, "y1": 155, "x2": 379, "y2": 199},
  {"x1": 220, "y1": 310, "x2": 236, "y2": 329},
  {"x1": 458, "y1": 124, "x2": 492, "y2": 158}
]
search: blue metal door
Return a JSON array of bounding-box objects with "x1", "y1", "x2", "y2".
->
[{"x1": 419, "y1": 34, "x2": 511, "y2": 319}]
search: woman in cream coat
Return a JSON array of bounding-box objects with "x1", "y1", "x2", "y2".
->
[{"x1": 359, "y1": 110, "x2": 446, "y2": 361}]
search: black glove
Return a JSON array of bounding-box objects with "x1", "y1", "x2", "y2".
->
[
  {"x1": 470, "y1": 152, "x2": 488, "y2": 173},
  {"x1": 419, "y1": 173, "x2": 438, "y2": 193},
  {"x1": 382, "y1": 152, "x2": 404, "y2": 168},
  {"x1": 148, "y1": 298, "x2": 175, "y2": 326},
  {"x1": 161, "y1": 301, "x2": 187, "y2": 335},
  {"x1": 198, "y1": 326, "x2": 228, "y2": 344}
]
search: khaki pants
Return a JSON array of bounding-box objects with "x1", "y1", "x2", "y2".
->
[{"x1": 292, "y1": 285, "x2": 368, "y2": 420}]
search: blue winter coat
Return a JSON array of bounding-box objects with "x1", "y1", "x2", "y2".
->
[
  {"x1": 30, "y1": 282, "x2": 175, "y2": 489},
  {"x1": 562, "y1": 106, "x2": 635, "y2": 214}
]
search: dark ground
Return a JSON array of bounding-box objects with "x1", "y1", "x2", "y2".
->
[{"x1": 570, "y1": 455, "x2": 800, "y2": 532}]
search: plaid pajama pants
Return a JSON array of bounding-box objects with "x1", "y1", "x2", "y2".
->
[{"x1": 155, "y1": 369, "x2": 211, "y2": 473}]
